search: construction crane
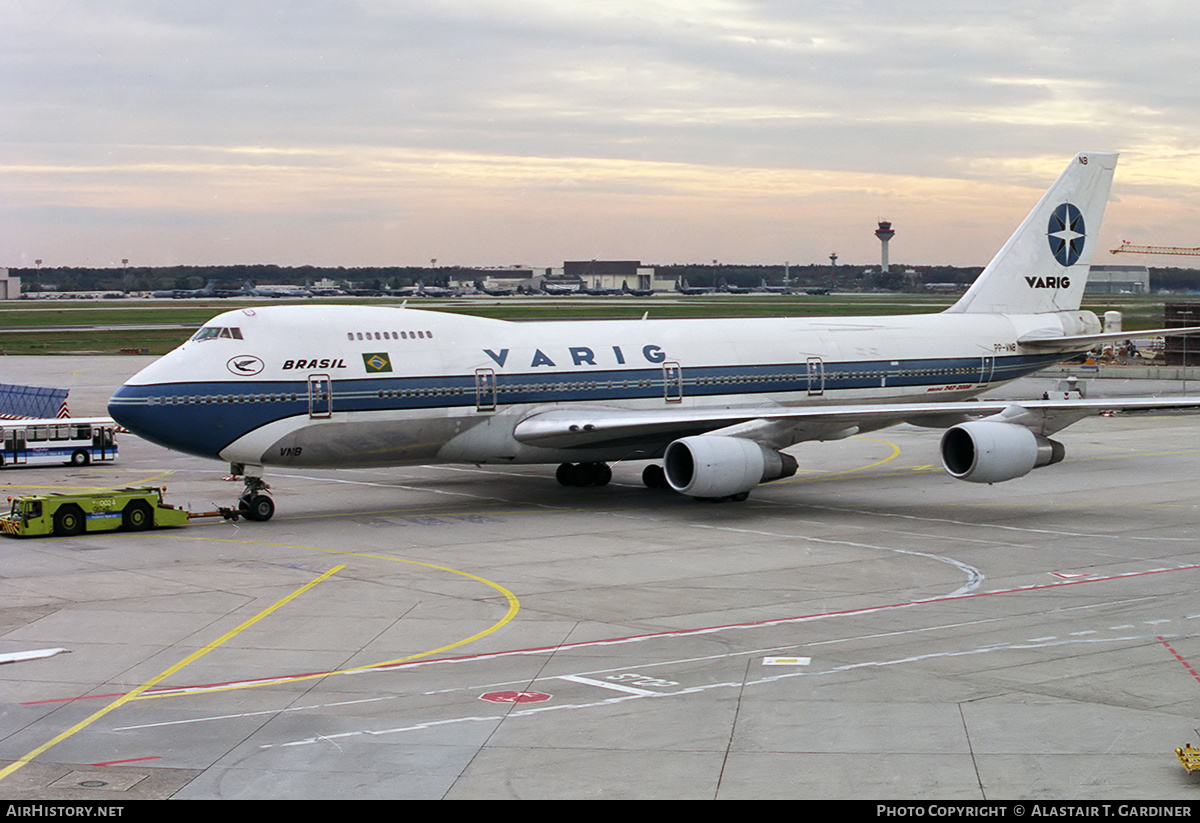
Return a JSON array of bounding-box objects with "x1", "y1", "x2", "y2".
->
[{"x1": 1110, "y1": 240, "x2": 1200, "y2": 256}]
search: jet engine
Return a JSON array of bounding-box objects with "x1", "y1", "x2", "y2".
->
[
  {"x1": 940, "y1": 421, "x2": 1065, "y2": 484},
  {"x1": 663, "y1": 435, "x2": 798, "y2": 499}
]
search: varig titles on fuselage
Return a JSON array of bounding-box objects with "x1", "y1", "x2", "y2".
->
[{"x1": 482, "y1": 344, "x2": 667, "y2": 369}]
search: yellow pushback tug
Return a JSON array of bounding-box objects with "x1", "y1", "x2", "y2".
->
[{"x1": 1, "y1": 487, "x2": 237, "y2": 537}]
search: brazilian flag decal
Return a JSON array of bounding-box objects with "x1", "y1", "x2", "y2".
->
[{"x1": 362, "y1": 352, "x2": 392, "y2": 373}]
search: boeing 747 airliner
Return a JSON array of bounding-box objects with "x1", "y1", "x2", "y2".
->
[{"x1": 109, "y1": 153, "x2": 1200, "y2": 521}]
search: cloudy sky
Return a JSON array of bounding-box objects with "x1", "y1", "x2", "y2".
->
[{"x1": 4, "y1": 0, "x2": 1200, "y2": 269}]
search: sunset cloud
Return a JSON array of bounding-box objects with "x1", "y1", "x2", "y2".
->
[{"x1": 4, "y1": 1, "x2": 1199, "y2": 267}]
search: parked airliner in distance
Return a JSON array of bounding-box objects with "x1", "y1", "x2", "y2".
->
[{"x1": 109, "y1": 152, "x2": 1200, "y2": 521}]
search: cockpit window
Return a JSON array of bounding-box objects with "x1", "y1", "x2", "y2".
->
[{"x1": 191, "y1": 327, "x2": 244, "y2": 341}]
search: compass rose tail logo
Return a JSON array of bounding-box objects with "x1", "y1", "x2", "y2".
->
[{"x1": 1048, "y1": 203, "x2": 1086, "y2": 266}]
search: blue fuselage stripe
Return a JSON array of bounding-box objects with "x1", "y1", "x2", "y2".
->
[{"x1": 107, "y1": 352, "x2": 1070, "y2": 458}]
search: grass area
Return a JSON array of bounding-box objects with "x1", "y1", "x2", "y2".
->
[
  {"x1": 0, "y1": 328, "x2": 201, "y2": 356},
  {"x1": 0, "y1": 293, "x2": 1186, "y2": 355}
]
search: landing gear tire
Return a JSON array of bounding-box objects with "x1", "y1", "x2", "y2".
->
[
  {"x1": 239, "y1": 494, "x2": 275, "y2": 522},
  {"x1": 693, "y1": 491, "x2": 750, "y2": 503},
  {"x1": 555, "y1": 463, "x2": 577, "y2": 486},
  {"x1": 642, "y1": 464, "x2": 669, "y2": 490},
  {"x1": 555, "y1": 462, "x2": 612, "y2": 487},
  {"x1": 587, "y1": 462, "x2": 612, "y2": 486}
]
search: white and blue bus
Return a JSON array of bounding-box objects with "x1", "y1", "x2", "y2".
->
[{"x1": 0, "y1": 418, "x2": 118, "y2": 468}]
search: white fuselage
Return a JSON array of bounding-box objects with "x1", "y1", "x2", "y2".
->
[{"x1": 107, "y1": 304, "x2": 1094, "y2": 470}]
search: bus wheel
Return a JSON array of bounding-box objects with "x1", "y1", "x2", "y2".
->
[
  {"x1": 122, "y1": 501, "x2": 153, "y2": 531},
  {"x1": 69, "y1": 450, "x2": 90, "y2": 466},
  {"x1": 53, "y1": 505, "x2": 85, "y2": 536}
]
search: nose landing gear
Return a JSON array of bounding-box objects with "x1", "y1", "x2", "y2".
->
[{"x1": 230, "y1": 464, "x2": 275, "y2": 521}]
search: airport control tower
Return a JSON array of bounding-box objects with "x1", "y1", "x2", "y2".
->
[{"x1": 875, "y1": 220, "x2": 895, "y2": 273}]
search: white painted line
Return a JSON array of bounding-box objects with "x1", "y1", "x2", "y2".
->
[
  {"x1": 557, "y1": 675, "x2": 660, "y2": 696},
  {"x1": 763, "y1": 657, "x2": 811, "y2": 666},
  {"x1": 0, "y1": 648, "x2": 68, "y2": 664},
  {"x1": 266, "y1": 633, "x2": 1162, "y2": 750}
]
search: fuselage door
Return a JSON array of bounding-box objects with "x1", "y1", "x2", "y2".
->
[
  {"x1": 308, "y1": 373, "x2": 333, "y2": 419},
  {"x1": 663, "y1": 361, "x2": 683, "y2": 403},
  {"x1": 475, "y1": 368, "x2": 497, "y2": 411},
  {"x1": 807, "y1": 357, "x2": 825, "y2": 396},
  {"x1": 980, "y1": 355, "x2": 995, "y2": 385}
]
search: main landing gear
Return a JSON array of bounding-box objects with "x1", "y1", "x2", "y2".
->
[
  {"x1": 555, "y1": 462, "x2": 749, "y2": 503},
  {"x1": 555, "y1": 462, "x2": 612, "y2": 487},
  {"x1": 229, "y1": 464, "x2": 275, "y2": 522},
  {"x1": 641, "y1": 463, "x2": 748, "y2": 502}
]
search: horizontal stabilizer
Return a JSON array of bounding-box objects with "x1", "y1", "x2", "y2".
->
[{"x1": 1019, "y1": 325, "x2": 1200, "y2": 351}]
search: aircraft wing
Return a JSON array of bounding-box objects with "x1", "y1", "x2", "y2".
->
[{"x1": 512, "y1": 397, "x2": 1200, "y2": 451}]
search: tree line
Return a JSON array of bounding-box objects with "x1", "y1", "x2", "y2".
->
[{"x1": 11, "y1": 263, "x2": 1200, "y2": 294}]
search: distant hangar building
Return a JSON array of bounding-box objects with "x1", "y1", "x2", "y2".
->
[
  {"x1": 0, "y1": 269, "x2": 19, "y2": 300},
  {"x1": 564, "y1": 260, "x2": 656, "y2": 291},
  {"x1": 1085, "y1": 264, "x2": 1149, "y2": 294}
]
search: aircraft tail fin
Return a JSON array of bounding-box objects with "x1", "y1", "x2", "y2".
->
[{"x1": 946, "y1": 152, "x2": 1117, "y2": 315}]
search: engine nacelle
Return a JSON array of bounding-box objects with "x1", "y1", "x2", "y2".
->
[
  {"x1": 663, "y1": 435, "x2": 798, "y2": 498},
  {"x1": 940, "y1": 421, "x2": 1065, "y2": 484}
]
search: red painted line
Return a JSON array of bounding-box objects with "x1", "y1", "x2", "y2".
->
[
  {"x1": 91, "y1": 756, "x2": 160, "y2": 766},
  {"x1": 23, "y1": 562, "x2": 1200, "y2": 706},
  {"x1": 1158, "y1": 636, "x2": 1200, "y2": 686},
  {"x1": 21, "y1": 693, "x2": 127, "y2": 706}
]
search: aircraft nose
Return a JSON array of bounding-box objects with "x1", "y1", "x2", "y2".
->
[
  {"x1": 108, "y1": 383, "x2": 167, "y2": 447},
  {"x1": 107, "y1": 383, "x2": 222, "y2": 458},
  {"x1": 107, "y1": 384, "x2": 139, "y2": 430}
]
